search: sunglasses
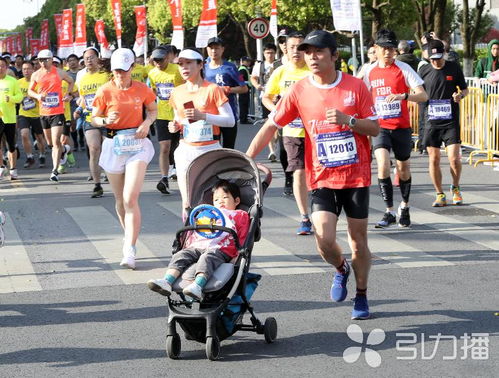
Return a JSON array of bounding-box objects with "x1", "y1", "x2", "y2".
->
[
  {"x1": 38, "y1": 58, "x2": 50, "y2": 62},
  {"x1": 153, "y1": 58, "x2": 166, "y2": 62}
]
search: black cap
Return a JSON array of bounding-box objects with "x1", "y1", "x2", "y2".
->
[
  {"x1": 151, "y1": 45, "x2": 175, "y2": 60},
  {"x1": 277, "y1": 28, "x2": 289, "y2": 43},
  {"x1": 297, "y1": 30, "x2": 337, "y2": 52},
  {"x1": 427, "y1": 39, "x2": 444, "y2": 59},
  {"x1": 375, "y1": 29, "x2": 398, "y2": 48},
  {"x1": 207, "y1": 37, "x2": 224, "y2": 47}
]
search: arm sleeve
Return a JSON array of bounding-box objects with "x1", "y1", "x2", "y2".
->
[
  {"x1": 11, "y1": 80, "x2": 23, "y2": 103},
  {"x1": 402, "y1": 64, "x2": 425, "y2": 89},
  {"x1": 357, "y1": 80, "x2": 377, "y2": 120},
  {"x1": 271, "y1": 84, "x2": 300, "y2": 128},
  {"x1": 205, "y1": 102, "x2": 235, "y2": 127}
]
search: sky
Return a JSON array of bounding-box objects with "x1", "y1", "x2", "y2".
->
[{"x1": 0, "y1": 0, "x2": 47, "y2": 30}]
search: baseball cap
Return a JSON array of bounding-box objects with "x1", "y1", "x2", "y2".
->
[
  {"x1": 207, "y1": 37, "x2": 224, "y2": 47},
  {"x1": 151, "y1": 45, "x2": 174, "y2": 60},
  {"x1": 83, "y1": 46, "x2": 100, "y2": 58},
  {"x1": 178, "y1": 49, "x2": 203, "y2": 61},
  {"x1": 37, "y1": 49, "x2": 53, "y2": 59},
  {"x1": 111, "y1": 48, "x2": 135, "y2": 71},
  {"x1": 52, "y1": 56, "x2": 62, "y2": 65},
  {"x1": 375, "y1": 29, "x2": 398, "y2": 48},
  {"x1": 277, "y1": 29, "x2": 289, "y2": 43},
  {"x1": 427, "y1": 39, "x2": 445, "y2": 59},
  {"x1": 297, "y1": 30, "x2": 337, "y2": 52}
]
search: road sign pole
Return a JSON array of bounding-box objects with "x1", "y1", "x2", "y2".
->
[{"x1": 255, "y1": 9, "x2": 263, "y2": 62}]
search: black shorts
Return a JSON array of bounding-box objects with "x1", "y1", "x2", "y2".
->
[
  {"x1": 311, "y1": 187, "x2": 370, "y2": 219},
  {"x1": 424, "y1": 126, "x2": 461, "y2": 148},
  {"x1": 283, "y1": 136, "x2": 305, "y2": 172},
  {"x1": 40, "y1": 114, "x2": 65, "y2": 130},
  {"x1": 0, "y1": 121, "x2": 16, "y2": 152},
  {"x1": 62, "y1": 119, "x2": 73, "y2": 136},
  {"x1": 372, "y1": 127, "x2": 412, "y2": 161},
  {"x1": 17, "y1": 116, "x2": 43, "y2": 134},
  {"x1": 155, "y1": 119, "x2": 175, "y2": 142}
]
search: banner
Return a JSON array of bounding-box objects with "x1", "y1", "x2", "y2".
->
[
  {"x1": 169, "y1": 0, "x2": 184, "y2": 50},
  {"x1": 133, "y1": 5, "x2": 147, "y2": 57},
  {"x1": 54, "y1": 14, "x2": 63, "y2": 50},
  {"x1": 25, "y1": 28, "x2": 33, "y2": 51},
  {"x1": 270, "y1": 0, "x2": 278, "y2": 39},
  {"x1": 110, "y1": 0, "x2": 123, "y2": 48},
  {"x1": 58, "y1": 9, "x2": 74, "y2": 58},
  {"x1": 94, "y1": 20, "x2": 112, "y2": 58},
  {"x1": 16, "y1": 33, "x2": 23, "y2": 55},
  {"x1": 74, "y1": 4, "x2": 87, "y2": 57},
  {"x1": 195, "y1": 0, "x2": 217, "y2": 48},
  {"x1": 330, "y1": 0, "x2": 362, "y2": 32},
  {"x1": 40, "y1": 19, "x2": 50, "y2": 50},
  {"x1": 12, "y1": 36, "x2": 18, "y2": 56},
  {"x1": 30, "y1": 39, "x2": 41, "y2": 57},
  {"x1": 5, "y1": 36, "x2": 13, "y2": 54}
]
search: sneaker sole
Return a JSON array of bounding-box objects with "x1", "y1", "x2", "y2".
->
[
  {"x1": 147, "y1": 281, "x2": 171, "y2": 296},
  {"x1": 351, "y1": 313, "x2": 371, "y2": 320},
  {"x1": 374, "y1": 223, "x2": 396, "y2": 229},
  {"x1": 432, "y1": 203, "x2": 447, "y2": 207},
  {"x1": 119, "y1": 261, "x2": 136, "y2": 270},
  {"x1": 91, "y1": 193, "x2": 104, "y2": 198},
  {"x1": 183, "y1": 289, "x2": 202, "y2": 301},
  {"x1": 398, "y1": 223, "x2": 411, "y2": 228},
  {"x1": 297, "y1": 231, "x2": 313, "y2": 235}
]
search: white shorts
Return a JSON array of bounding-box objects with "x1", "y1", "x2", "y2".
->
[{"x1": 99, "y1": 137, "x2": 155, "y2": 174}]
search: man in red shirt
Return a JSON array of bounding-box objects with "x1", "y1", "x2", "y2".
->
[
  {"x1": 364, "y1": 29, "x2": 428, "y2": 228},
  {"x1": 247, "y1": 30, "x2": 379, "y2": 320}
]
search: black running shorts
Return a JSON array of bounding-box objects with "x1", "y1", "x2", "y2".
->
[
  {"x1": 424, "y1": 126, "x2": 461, "y2": 148},
  {"x1": 372, "y1": 127, "x2": 413, "y2": 161},
  {"x1": 17, "y1": 116, "x2": 43, "y2": 134},
  {"x1": 311, "y1": 187, "x2": 370, "y2": 219},
  {"x1": 40, "y1": 114, "x2": 65, "y2": 130},
  {"x1": 155, "y1": 119, "x2": 175, "y2": 142}
]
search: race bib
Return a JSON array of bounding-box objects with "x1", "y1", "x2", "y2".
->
[
  {"x1": 315, "y1": 130, "x2": 358, "y2": 168},
  {"x1": 183, "y1": 120, "x2": 213, "y2": 143},
  {"x1": 156, "y1": 83, "x2": 174, "y2": 101},
  {"x1": 22, "y1": 97, "x2": 36, "y2": 111},
  {"x1": 83, "y1": 94, "x2": 95, "y2": 109},
  {"x1": 288, "y1": 118, "x2": 304, "y2": 129},
  {"x1": 112, "y1": 129, "x2": 143, "y2": 155},
  {"x1": 375, "y1": 96, "x2": 402, "y2": 119},
  {"x1": 428, "y1": 99, "x2": 452, "y2": 120},
  {"x1": 42, "y1": 92, "x2": 60, "y2": 108}
]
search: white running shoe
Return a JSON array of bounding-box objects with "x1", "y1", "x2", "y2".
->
[
  {"x1": 183, "y1": 282, "x2": 203, "y2": 300},
  {"x1": 147, "y1": 279, "x2": 172, "y2": 296},
  {"x1": 168, "y1": 167, "x2": 177, "y2": 180},
  {"x1": 120, "y1": 246, "x2": 136, "y2": 270},
  {"x1": 0, "y1": 211, "x2": 5, "y2": 247},
  {"x1": 60, "y1": 144, "x2": 70, "y2": 165},
  {"x1": 9, "y1": 169, "x2": 18, "y2": 180}
]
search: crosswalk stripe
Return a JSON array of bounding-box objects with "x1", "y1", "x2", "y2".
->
[
  {"x1": 0, "y1": 180, "x2": 28, "y2": 192},
  {"x1": 0, "y1": 213, "x2": 42, "y2": 293},
  {"x1": 66, "y1": 206, "x2": 168, "y2": 285},
  {"x1": 424, "y1": 190, "x2": 499, "y2": 215}
]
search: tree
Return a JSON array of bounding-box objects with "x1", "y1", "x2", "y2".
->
[
  {"x1": 412, "y1": 0, "x2": 447, "y2": 44},
  {"x1": 362, "y1": 0, "x2": 391, "y2": 38}
]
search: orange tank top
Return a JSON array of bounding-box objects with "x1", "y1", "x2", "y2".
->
[{"x1": 37, "y1": 66, "x2": 64, "y2": 116}]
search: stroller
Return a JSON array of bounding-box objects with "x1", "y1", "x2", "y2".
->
[{"x1": 165, "y1": 149, "x2": 275, "y2": 360}]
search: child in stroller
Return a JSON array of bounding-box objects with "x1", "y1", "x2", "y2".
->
[{"x1": 147, "y1": 179, "x2": 250, "y2": 300}]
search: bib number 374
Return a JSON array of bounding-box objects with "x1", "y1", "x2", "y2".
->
[{"x1": 316, "y1": 130, "x2": 358, "y2": 168}]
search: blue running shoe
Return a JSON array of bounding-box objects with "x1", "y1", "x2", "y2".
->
[
  {"x1": 330, "y1": 262, "x2": 350, "y2": 302},
  {"x1": 297, "y1": 219, "x2": 312, "y2": 235},
  {"x1": 351, "y1": 295, "x2": 370, "y2": 320}
]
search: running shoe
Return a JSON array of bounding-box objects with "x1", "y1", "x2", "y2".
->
[
  {"x1": 330, "y1": 262, "x2": 350, "y2": 302},
  {"x1": 375, "y1": 212, "x2": 396, "y2": 228},
  {"x1": 39, "y1": 155, "x2": 46, "y2": 168},
  {"x1": 60, "y1": 145, "x2": 70, "y2": 165},
  {"x1": 351, "y1": 295, "x2": 371, "y2": 320},
  {"x1": 183, "y1": 282, "x2": 203, "y2": 300},
  {"x1": 9, "y1": 169, "x2": 18, "y2": 180},
  {"x1": 91, "y1": 185, "x2": 104, "y2": 198},
  {"x1": 57, "y1": 164, "x2": 66, "y2": 174},
  {"x1": 168, "y1": 168, "x2": 177, "y2": 181},
  {"x1": 67, "y1": 152, "x2": 76, "y2": 168},
  {"x1": 0, "y1": 211, "x2": 5, "y2": 247},
  {"x1": 23, "y1": 157, "x2": 35, "y2": 169},
  {"x1": 0, "y1": 166, "x2": 6, "y2": 177},
  {"x1": 147, "y1": 278, "x2": 172, "y2": 296},
  {"x1": 432, "y1": 193, "x2": 447, "y2": 207},
  {"x1": 120, "y1": 246, "x2": 136, "y2": 270},
  {"x1": 156, "y1": 177, "x2": 170, "y2": 195},
  {"x1": 268, "y1": 152, "x2": 277, "y2": 162},
  {"x1": 297, "y1": 219, "x2": 313, "y2": 235},
  {"x1": 398, "y1": 206, "x2": 411, "y2": 228},
  {"x1": 50, "y1": 170, "x2": 59, "y2": 182},
  {"x1": 451, "y1": 185, "x2": 463, "y2": 205}
]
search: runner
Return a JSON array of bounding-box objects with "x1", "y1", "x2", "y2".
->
[
  {"x1": 363, "y1": 29, "x2": 428, "y2": 228},
  {"x1": 17, "y1": 60, "x2": 47, "y2": 169},
  {"x1": 247, "y1": 30, "x2": 379, "y2": 320},
  {"x1": 148, "y1": 45, "x2": 184, "y2": 195},
  {"x1": 204, "y1": 37, "x2": 247, "y2": 149},
  {"x1": 28, "y1": 49, "x2": 75, "y2": 182},
  {"x1": 262, "y1": 32, "x2": 313, "y2": 235},
  {"x1": 0, "y1": 57, "x2": 23, "y2": 180},
  {"x1": 418, "y1": 39, "x2": 468, "y2": 207},
  {"x1": 74, "y1": 47, "x2": 111, "y2": 198},
  {"x1": 66, "y1": 53, "x2": 85, "y2": 151},
  {"x1": 91, "y1": 48, "x2": 157, "y2": 270}
]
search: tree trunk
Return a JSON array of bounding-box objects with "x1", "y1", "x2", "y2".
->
[
  {"x1": 433, "y1": 0, "x2": 447, "y2": 38},
  {"x1": 363, "y1": 0, "x2": 391, "y2": 39},
  {"x1": 463, "y1": 57, "x2": 474, "y2": 77}
]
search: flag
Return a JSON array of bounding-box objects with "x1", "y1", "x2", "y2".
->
[
  {"x1": 5, "y1": 36, "x2": 13, "y2": 53},
  {"x1": 110, "y1": 0, "x2": 123, "y2": 48},
  {"x1": 58, "y1": 9, "x2": 74, "y2": 58},
  {"x1": 54, "y1": 14, "x2": 63, "y2": 50},
  {"x1": 30, "y1": 39, "x2": 41, "y2": 57},
  {"x1": 16, "y1": 33, "x2": 23, "y2": 55},
  {"x1": 195, "y1": 0, "x2": 217, "y2": 48},
  {"x1": 95, "y1": 20, "x2": 112, "y2": 58},
  {"x1": 74, "y1": 4, "x2": 87, "y2": 57},
  {"x1": 25, "y1": 28, "x2": 33, "y2": 52},
  {"x1": 169, "y1": 0, "x2": 184, "y2": 50},
  {"x1": 270, "y1": 0, "x2": 278, "y2": 39},
  {"x1": 133, "y1": 5, "x2": 147, "y2": 58},
  {"x1": 330, "y1": 0, "x2": 362, "y2": 32},
  {"x1": 40, "y1": 19, "x2": 50, "y2": 50}
]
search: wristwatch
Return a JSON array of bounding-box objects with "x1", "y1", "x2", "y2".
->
[{"x1": 348, "y1": 116, "x2": 357, "y2": 129}]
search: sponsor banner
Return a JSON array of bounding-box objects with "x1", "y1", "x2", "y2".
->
[
  {"x1": 40, "y1": 19, "x2": 50, "y2": 50},
  {"x1": 30, "y1": 39, "x2": 41, "y2": 57},
  {"x1": 270, "y1": 0, "x2": 278, "y2": 39},
  {"x1": 74, "y1": 3, "x2": 87, "y2": 57},
  {"x1": 195, "y1": 0, "x2": 217, "y2": 48},
  {"x1": 110, "y1": 0, "x2": 123, "y2": 47},
  {"x1": 169, "y1": 0, "x2": 184, "y2": 50},
  {"x1": 330, "y1": 0, "x2": 362, "y2": 31},
  {"x1": 95, "y1": 20, "x2": 112, "y2": 59},
  {"x1": 25, "y1": 28, "x2": 33, "y2": 51},
  {"x1": 16, "y1": 33, "x2": 23, "y2": 55},
  {"x1": 54, "y1": 14, "x2": 63, "y2": 49},
  {"x1": 132, "y1": 5, "x2": 147, "y2": 57},
  {"x1": 58, "y1": 8, "x2": 74, "y2": 58}
]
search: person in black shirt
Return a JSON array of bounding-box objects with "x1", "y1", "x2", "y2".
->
[{"x1": 418, "y1": 40, "x2": 468, "y2": 207}]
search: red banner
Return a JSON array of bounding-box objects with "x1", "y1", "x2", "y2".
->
[
  {"x1": 169, "y1": 0, "x2": 184, "y2": 49},
  {"x1": 195, "y1": 0, "x2": 217, "y2": 48},
  {"x1": 58, "y1": 8, "x2": 74, "y2": 58},
  {"x1": 110, "y1": 0, "x2": 122, "y2": 47},
  {"x1": 16, "y1": 33, "x2": 23, "y2": 55},
  {"x1": 74, "y1": 4, "x2": 87, "y2": 56},
  {"x1": 5, "y1": 36, "x2": 13, "y2": 54},
  {"x1": 40, "y1": 19, "x2": 50, "y2": 50},
  {"x1": 25, "y1": 28, "x2": 33, "y2": 52},
  {"x1": 30, "y1": 39, "x2": 41, "y2": 57},
  {"x1": 94, "y1": 19, "x2": 112, "y2": 58},
  {"x1": 54, "y1": 14, "x2": 63, "y2": 49},
  {"x1": 12, "y1": 36, "x2": 18, "y2": 56},
  {"x1": 133, "y1": 5, "x2": 147, "y2": 57}
]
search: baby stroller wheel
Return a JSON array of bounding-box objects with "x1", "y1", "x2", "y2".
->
[
  {"x1": 166, "y1": 334, "x2": 181, "y2": 359},
  {"x1": 205, "y1": 336, "x2": 220, "y2": 360},
  {"x1": 264, "y1": 317, "x2": 277, "y2": 343}
]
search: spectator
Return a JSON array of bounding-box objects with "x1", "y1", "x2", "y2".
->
[
  {"x1": 396, "y1": 40, "x2": 420, "y2": 72},
  {"x1": 238, "y1": 56, "x2": 252, "y2": 124},
  {"x1": 474, "y1": 39, "x2": 499, "y2": 78}
]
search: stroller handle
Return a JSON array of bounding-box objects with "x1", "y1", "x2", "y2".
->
[{"x1": 257, "y1": 163, "x2": 272, "y2": 194}]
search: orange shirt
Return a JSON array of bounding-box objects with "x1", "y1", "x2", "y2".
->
[
  {"x1": 33, "y1": 66, "x2": 64, "y2": 116},
  {"x1": 92, "y1": 80, "x2": 156, "y2": 130},
  {"x1": 169, "y1": 80, "x2": 228, "y2": 146}
]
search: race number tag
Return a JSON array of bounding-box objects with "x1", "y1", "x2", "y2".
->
[
  {"x1": 113, "y1": 129, "x2": 143, "y2": 155},
  {"x1": 428, "y1": 99, "x2": 452, "y2": 120},
  {"x1": 375, "y1": 96, "x2": 402, "y2": 119},
  {"x1": 315, "y1": 130, "x2": 358, "y2": 168},
  {"x1": 183, "y1": 120, "x2": 213, "y2": 143},
  {"x1": 83, "y1": 94, "x2": 95, "y2": 109},
  {"x1": 22, "y1": 97, "x2": 36, "y2": 111},
  {"x1": 42, "y1": 92, "x2": 60, "y2": 108},
  {"x1": 156, "y1": 83, "x2": 174, "y2": 101},
  {"x1": 288, "y1": 117, "x2": 304, "y2": 129}
]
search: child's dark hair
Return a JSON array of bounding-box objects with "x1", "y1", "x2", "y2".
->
[{"x1": 212, "y1": 179, "x2": 241, "y2": 201}]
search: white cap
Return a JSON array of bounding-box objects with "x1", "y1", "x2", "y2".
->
[
  {"x1": 110, "y1": 48, "x2": 135, "y2": 71},
  {"x1": 52, "y1": 56, "x2": 62, "y2": 65},
  {"x1": 37, "y1": 49, "x2": 53, "y2": 59},
  {"x1": 178, "y1": 49, "x2": 203, "y2": 61}
]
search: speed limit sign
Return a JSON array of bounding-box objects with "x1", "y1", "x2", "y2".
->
[{"x1": 247, "y1": 18, "x2": 270, "y2": 39}]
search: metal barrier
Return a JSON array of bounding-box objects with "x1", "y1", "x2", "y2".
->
[
  {"x1": 472, "y1": 94, "x2": 499, "y2": 167},
  {"x1": 465, "y1": 77, "x2": 499, "y2": 96},
  {"x1": 460, "y1": 87, "x2": 487, "y2": 162}
]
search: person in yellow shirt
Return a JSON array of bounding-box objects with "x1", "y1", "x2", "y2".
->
[
  {"x1": 148, "y1": 45, "x2": 184, "y2": 194},
  {"x1": 131, "y1": 54, "x2": 148, "y2": 83},
  {"x1": 17, "y1": 61, "x2": 47, "y2": 169},
  {"x1": 263, "y1": 32, "x2": 312, "y2": 235}
]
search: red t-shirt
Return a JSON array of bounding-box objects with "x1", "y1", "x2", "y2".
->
[
  {"x1": 363, "y1": 60, "x2": 423, "y2": 130},
  {"x1": 272, "y1": 72, "x2": 377, "y2": 190},
  {"x1": 33, "y1": 66, "x2": 64, "y2": 116}
]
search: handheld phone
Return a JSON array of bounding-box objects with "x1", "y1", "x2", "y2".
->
[{"x1": 184, "y1": 101, "x2": 195, "y2": 122}]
